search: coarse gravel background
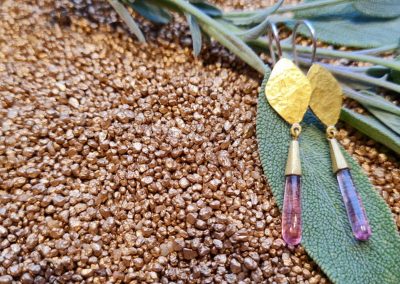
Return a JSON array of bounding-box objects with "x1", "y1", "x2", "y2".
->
[{"x1": 0, "y1": 0, "x2": 399, "y2": 283}]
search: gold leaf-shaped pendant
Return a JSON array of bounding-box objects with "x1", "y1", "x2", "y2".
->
[
  {"x1": 264, "y1": 58, "x2": 312, "y2": 125},
  {"x1": 307, "y1": 64, "x2": 343, "y2": 126}
]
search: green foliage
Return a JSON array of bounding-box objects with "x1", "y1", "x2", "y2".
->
[
  {"x1": 390, "y1": 56, "x2": 400, "y2": 84},
  {"x1": 257, "y1": 72, "x2": 400, "y2": 284},
  {"x1": 185, "y1": 13, "x2": 202, "y2": 56},
  {"x1": 365, "y1": 66, "x2": 391, "y2": 78},
  {"x1": 364, "y1": 105, "x2": 400, "y2": 135},
  {"x1": 353, "y1": 0, "x2": 400, "y2": 18},
  {"x1": 130, "y1": 0, "x2": 172, "y2": 24},
  {"x1": 341, "y1": 108, "x2": 400, "y2": 154},
  {"x1": 343, "y1": 88, "x2": 400, "y2": 116},
  {"x1": 108, "y1": 0, "x2": 145, "y2": 42},
  {"x1": 184, "y1": 0, "x2": 221, "y2": 55},
  {"x1": 348, "y1": 89, "x2": 400, "y2": 136},
  {"x1": 293, "y1": 1, "x2": 351, "y2": 18},
  {"x1": 294, "y1": 3, "x2": 400, "y2": 48},
  {"x1": 365, "y1": 57, "x2": 400, "y2": 84},
  {"x1": 223, "y1": 0, "x2": 283, "y2": 25},
  {"x1": 190, "y1": 1, "x2": 222, "y2": 17}
]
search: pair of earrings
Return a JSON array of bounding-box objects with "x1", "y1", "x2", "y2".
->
[{"x1": 264, "y1": 21, "x2": 371, "y2": 245}]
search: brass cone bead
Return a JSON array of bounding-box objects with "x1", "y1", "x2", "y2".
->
[
  {"x1": 285, "y1": 139, "x2": 302, "y2": 176},
  {"x1": 329, "y1": 138, "x2": 349, "y2": 173}
]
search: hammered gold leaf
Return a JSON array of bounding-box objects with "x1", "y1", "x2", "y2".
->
[
  {"x1": 264, "y1": 58, "x2": 312, "y2": 124},
  {"x1": 308, "y1": 64, "x2": 343, "y2": 126}
]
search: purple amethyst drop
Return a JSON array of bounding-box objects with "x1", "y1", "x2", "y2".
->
[
  {"x1": 282, "y1": 175, "x2": 302, "y2": 245},
  {"x1": 337, "y1": 168, "x2": 371, "y2": 241}
]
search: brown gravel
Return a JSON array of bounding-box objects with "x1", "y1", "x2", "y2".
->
[{"x1": 0, "y1": 0, "x2": 399, "y2": 283}]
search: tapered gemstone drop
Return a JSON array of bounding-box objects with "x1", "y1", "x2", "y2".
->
[
  {"x1": 282, "y1": 175, "x2": 302, "y2": 245},
  {"x1": 337, "y1": 168, "x2": 371, "y2": 241}
]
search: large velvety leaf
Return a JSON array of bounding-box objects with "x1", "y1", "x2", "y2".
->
[
  {"x1": 294, "y1": 2, "x2": 400, "y2": 47},
  {"x1": 294, "y1": 1, "x2": 351, "y2": 18},
  {"x1": 296, "y1": 0, "x2": 400, "y2": 19},
  {"x1": 257, "y1": 71, "x2": 400, "y2": 284},
  {"x1": 354, "y1": 0, "x2": 400, "y2": 19}
]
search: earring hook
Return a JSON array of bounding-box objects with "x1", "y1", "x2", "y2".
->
[
  {"x1": 266, "y1": 21, "x2": 282, "y2": 67},
  {"x1": 292, "y1": 20, "x2": 317, "y2": 66}
]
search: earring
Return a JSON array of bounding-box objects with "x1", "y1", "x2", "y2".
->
[
  {"x1": 306, "y1": 61, "x2": 372, "y2": 241},
  {"x1": 264, "y1": 22, "x2": 314, "y2": 245}
]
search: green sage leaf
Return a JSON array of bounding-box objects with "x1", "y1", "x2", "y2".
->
[
  {"x1": 390, "y1": 71, "x2": 400, "y2": 84},
  {"x1": 295, "y1": 0, "x2": 400, "y2": 19},
  {"x1": 163, "y1": 0, "x2": 267, "y2": 74},
  {"x1": 185, "y1": 13, "x2": 202, "y2": 56},
  {"x1": 257, "y1": 71, "x2": 400, "y2": 284},
  {"x1": 108, "y1": 0, "x2": 145, "y2": 43},
  {"x1": 321, "y1": 63, "x2": 400, "y2": 93},
  {"x1": 224, "y1": 0, "x2": 284, "y2": 26},
  {"x1": 353, "y1": 0, "x2": 400, "y2": 19},
  {"x1": 365, "y1": 66, "x2": 390, "y2": 78},
  {"x1": 390, "y1": 56, "x2": 400, "y2": 84},
  {"x1": 364, "y1": 66, "x2": 400, "y2": 84},
  {"x1": 191, "y1": 2, "x2": 222, "y2": 17},
  {"x1": 294, "y1": 1, "x2": 351, "y2": 18},
  {"x1": 235, "y1": 16, "x2": 273, "y2": 41},
  {"x1": 294, "y1": 2, "x2": 400, "y2": 47},
  {"x1": 130, "y1": 0, "x2": 172, "y2": 24},
  {"x1": 365, "y1": 57, "x2": 400, "y2": 84},
  {"x1": 343, "y1": 88, "x2": 400, "y2": 116},
  {"x1": 363, "y1": 105, "x2": 400, "y2": 136},
  {"x1": 341, "y1": 108, "x2": 400, "y2": 154}
]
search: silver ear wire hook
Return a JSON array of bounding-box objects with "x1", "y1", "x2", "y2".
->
[
  {"x1": 266, "y1": 21, "x2": 282, "y2": 67},
  {"x1": 292, "y1": 20, "x2": 317, "y2": 66}
]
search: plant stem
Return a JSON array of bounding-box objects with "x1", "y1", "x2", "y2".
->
[
  {"x1": 352, "y1": 44, "x2": 399, "y2": 55},
  {"x1": 328, "y1": 65, "x2": 382, "y2": 72},
  {"x1": 163, "y1": 0, "x2": 267, "y2": 74}
]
